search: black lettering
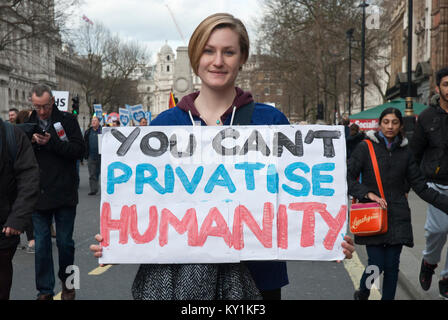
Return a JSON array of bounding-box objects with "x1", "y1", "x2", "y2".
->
[
  {"x1": 273, "y1": 130, "x2": 303, "y2": 157},
  {"x1": 304, "y1": 130, "x2": 341, "y2": 158},
  {"x1": 140, "y1": 131, "x2": 169, "y2": 157},
  {"x1": 239, "y1": 130, "x2": 270, "y2": 156},
  {"x1": 212, "y1": 128, "x2": 240, "y2": 156},
  {"x1": 112, "y1": 127, "x2": 140, "y2": 156},
  {"x1": 170, "y1": 133, "x2": 196, "y2": 158}
]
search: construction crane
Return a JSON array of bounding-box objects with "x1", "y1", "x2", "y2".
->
[{"x1": 165, "y1": 4, "x2": 186, "y2": 45}]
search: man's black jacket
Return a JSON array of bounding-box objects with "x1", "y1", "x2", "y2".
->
[
  {"x1": 0, "y1": 119, "x2": 39, "y2": 249},
  {"x1": 411, "y1": 95, "x2": 448, "y2": 185},
  {"x1": 26, "y1": 106, "x2": 85, "y2": 211}
]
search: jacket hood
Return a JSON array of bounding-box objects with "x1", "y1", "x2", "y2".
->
[
  {"x1": 429, "y1": 94, "x2": 448, "y2": 114},
  {"x1": 176, "y1": 87, "x2": 254, "y2": 120},
  {"x1": 366, "y1": 130, "x2": 408, "y2": 147},
  {"x1": 430, "y1": 94, "x2": 440, "y2": 108}
]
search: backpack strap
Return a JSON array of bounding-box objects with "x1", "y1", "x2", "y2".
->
[{"x1": 233, "y1": 102, "x2": 255, "y2": 126}]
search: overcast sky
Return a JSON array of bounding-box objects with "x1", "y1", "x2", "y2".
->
[{"x1": 79, "y1": 0, "x2": 264, "y2": 63}]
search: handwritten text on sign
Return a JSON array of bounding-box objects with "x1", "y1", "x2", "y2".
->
[{"x1": 99, "y1": 125, "x2": 348, "y2": 263}]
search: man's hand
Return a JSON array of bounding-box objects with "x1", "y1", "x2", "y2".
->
[
  {"x1": 2, "y1": 227, "x2": 22, "y2": 237},
  {"x1": 32, "y1": 132, "x2": 51, "y2": 145}
]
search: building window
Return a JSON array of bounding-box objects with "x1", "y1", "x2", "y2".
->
[
  {"x1": 264, "y1": 87, "x2": 270, "y2": 95},
  {"x1": 276, "y1": 88, "x2": 283, "y2": 96},
  {"x1": 167, "y1": 65, "x2": 170, "y2": 72},
  {"x1": 167, "y1": 55, "x2": 170, "y2": 61}
]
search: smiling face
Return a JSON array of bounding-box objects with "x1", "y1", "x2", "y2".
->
[
  {"x1": 197, "y1": 27, "x2": 243, "y2": 92},
  {"x1": 379, "y1": 113, "x2": 402, "y2": 141}
]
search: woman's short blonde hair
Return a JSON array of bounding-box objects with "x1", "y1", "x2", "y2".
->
[{"x1": 188, "y1": 13, "x2": 250, "y2": 75}]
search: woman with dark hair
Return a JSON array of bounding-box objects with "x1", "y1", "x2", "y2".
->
[{"x1": 348, "y1": 107, "x2": 448, "y2": 300}]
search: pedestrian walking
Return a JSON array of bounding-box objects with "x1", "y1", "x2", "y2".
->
[
  {"x1": 411, "y1": 67, "x2": 448, "y2": 299},
  {"x1": 348, "y1": 107, "x2": 448, "y2": 300},
  {"x1": 26, "y1": 83, "x2": 85, "y2": 300},
  {"x1": 84, "y1": 116, "x2": 102, "y2": 196},
  {"x1": 346, "y1": 123, "x2": 365, "y2": 159},
  {"x1": 91, "y1": 12, "x2": 355, "y2": 300},
  {"x1": 0, "y1": 117, "x2": 39, "y2": 300},
  {"x1": 14, "y1": 109, "x2": 35, "y2": 252}
]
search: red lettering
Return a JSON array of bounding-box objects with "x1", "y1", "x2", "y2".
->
[
  {"x1": 277, "y1": 204, "x2": 288, "y2": 249},
  {"x1": 232, "y1": 203, "x2": 274, "y2": 250},
  {"x1": 159, "y1": 208, "x2": 199, "y2": 247},
  {"x1": 288, "y1": 202, "x2": 320, "y2": 248},
  {"x1": 198, "y1": 207, "x2": 232, "y2": 247},
  {"x1": 317, "y1": 205, "x2": 347, "y2": 250},
  {"x1": 101, "y1": 201, "x2": 346, "y2": 254},
  {"x1": 289, "y1": 202, "x2": 347, "y2": 250},
  {"x1": 100, "y1": 202, "x2": 130, "y2": 247},
  {"x1": 129, "y1": 205, "x2": 158, "y2": 244}
]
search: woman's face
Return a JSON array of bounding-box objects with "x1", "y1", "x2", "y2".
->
[
  {"x1": 197, "y1": 27, "x2": 243, "y2": 91},
  {"x1": 379, "y1": 113, "x2": 402, "y2": 140}
]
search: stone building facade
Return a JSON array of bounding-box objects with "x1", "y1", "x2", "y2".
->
[
  {"x1": 431, "y1": 0, "x2": 448, "y2": 81},
  {"x1": 0, "y1": 35, "x2": 57, "y2": 119},
  {"x1": 137, "y1": 43, "x2": 200, "y2": 119},
  {"x1": 0, "y1": 3, "x2": 89, "y2": 128},
  {"x1": 55, "y1": 46, "x2": 91, "y2": 131},
  {"x1": 236, "y1": 54, "x2": 296, "y2": 121},
  {"x1": 387, "y1": 0, "x2": 448, "y2": 105}
]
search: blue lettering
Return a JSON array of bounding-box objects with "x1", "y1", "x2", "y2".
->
[
  {"x1": 175, "y1": 166, "x2": 204, "y2": 194},
  {"x1": 282, "y1": 162, "x2": 311, "y2": 197},
  {"x1": 312, "y1": 163, "x2": 335, "y2": 196},
  {"x1": 107, "y1": 162, "x2": 132, "y2": 194},
  {"x1": 204, "y1": 164, "x2": 236, "y2": 194},
  {"x1": 135, "y1": 164, "x2": 174, "y2": 194},
  {"x1": 267, "y1": 164, "x2": 279, "y2": 194},
  {"x1": 234, "y1": 162, "x2": 265, "y2": 191}
]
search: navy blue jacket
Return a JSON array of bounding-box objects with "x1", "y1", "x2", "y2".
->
[{"x1": 150, "y1": 101, "x2": 290, "y2": 291}]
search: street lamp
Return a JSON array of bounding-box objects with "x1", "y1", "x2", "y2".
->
[
  {"x1": 346, "y1": 28, "x2": 355, "y2": 115},
  {"x1": 404, "y1": 0, "x2": 416, "y2": 139},
  {"x1": 359, "y1": 0, "x2": 369, "y2": 112}
]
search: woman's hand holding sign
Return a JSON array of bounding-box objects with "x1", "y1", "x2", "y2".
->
[{"x1": 90, "y1": 234, "x2": 108, "y2": 267}]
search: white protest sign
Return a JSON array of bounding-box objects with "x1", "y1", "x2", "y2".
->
[
  {"x1": 93, "y1": 104, "x2": 103, "y2": 125},
  {"x1": 129, "y1": 104, "x2": 145, "y2": 124},
  {"x1": 99, "y1": 125, "x2": 348, "y2": 264},
  {"x1": 119, "y1": 108, "x2": 130, "y2": 127},
  {"x1": 52, "y1": 91, "x2": 69, "y2": 112}
]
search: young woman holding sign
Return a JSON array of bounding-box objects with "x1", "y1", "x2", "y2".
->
[
  {"x1": 91, "y1": 12, "x2": 355, "y2": 300},
  {"x1": 347, "y1": 108, "x2": 448, "y2": 300}
]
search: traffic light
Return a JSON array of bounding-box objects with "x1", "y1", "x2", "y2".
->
[
  {"x1": 72, "y1": 96, "x2": 79, "y2": 115},
  {"x1": 317, "y1": 102, "x2": 324, "y2": 120}
]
